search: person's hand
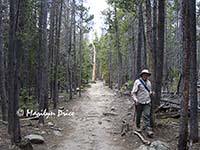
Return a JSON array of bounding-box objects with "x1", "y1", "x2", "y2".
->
[
  {"x1": 133, "y1": 97, "x2": 139, "y2": 105},
  {"x1": 131, "y1": 93, "x2": 139, "y2": 105},
  {"x1": 150, "y1": 91, "x2": 155, "y2": 96}
]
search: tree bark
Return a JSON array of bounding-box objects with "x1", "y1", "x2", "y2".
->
[
  {"x1": 129, "y1": 16, "x2": 135, "y2": 80},
  {"x1": 178, "y1": 0, "x2": 191, "y2": 149},
  {"x1": 155, "y1": 0, "x2": 165, "y2": 107},
  {"x1": 114, "y1": 5, "x2": 122, "y2": 89},
  {"x1": 65, "y1": 0, "x2": 70, "y2": 94},
  {"x1": 141, "y1": 7, "x2": 147, "y2": 69},
  {"x1": 8, "y1": 0, "x2": 15, "y2": 135},
  {"x1": 145, "y1": 0, "x2": 156, "y2": 127},
  {"x1": 79, "y1": 0, "x2": 83, "y2": 97},
  {"x1": 72, "y1": 0, "x2": 77, "y2": 94},
  {"x1": 53, "y1": 0, "x2": 63, "y2": 109},
  {"x1": 0, "y1": 0, "x2": 7, "y2": 121},
  {"x1": 189, "y1": 0, "x2": 198, "y2": 143},
  {"x1": 146, "y1": 0, "x2": 155, "y2": 82},
  {"x1": 152, "y1": 0, "x2": 157, "y2": 90},
  {"x1": 49, "y1": 0, "x2": 56, "y2": 100},
  {"x1": 38, "y1": 0, "x2": 48, "y2": 124},
  {"x1": 8, "y1": 0, "x2": 22, "y2": 143},
  {"x1": 136, "y1": 2, "x2": 143, "y2": 77},
  {"x1": 21, "y1": 1, "x2": 29, "y2": 94},
  {"x1": 66, "y1": 0, "x2": 73, "y2": 100},
  {"x1": 163, "y1": 11, "x2": 168, "y2": 86},
  {"x1": 107, "y1": 11, "x2": 113, "y2": 89}
]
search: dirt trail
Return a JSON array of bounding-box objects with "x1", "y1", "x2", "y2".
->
[
  {"x1": 56, "y1": 81, "x2": 128, "y2": 150},
  {"x1": 2, "y1": 81, "x2": 198, "y2": 150}
]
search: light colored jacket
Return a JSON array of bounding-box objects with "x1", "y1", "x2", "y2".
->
[{"x1": 131, "y1": 78, "x2": 152, "y2": 104}]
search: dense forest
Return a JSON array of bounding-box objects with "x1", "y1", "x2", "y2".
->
[{"x1": 0, "y1": 0, "x2": 199, "y2": 150}]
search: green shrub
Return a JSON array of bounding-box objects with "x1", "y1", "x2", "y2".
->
[
  {"x1": 127, "y1": 80, "x2": 134, "y2": 91},
  {"x1": 19, "y1": 88, "x2": 34, "y2": 102}
]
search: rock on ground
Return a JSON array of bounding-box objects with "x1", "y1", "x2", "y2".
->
[
  {"x1": 24, "y1": 134, "x2": 45, "y2": 144},
  {"x1": 53, "y1": 130, "x2": 63, "y2": 137},
  {"x1": 137, "y1": 140, "x2": 170, "y2": 150}
]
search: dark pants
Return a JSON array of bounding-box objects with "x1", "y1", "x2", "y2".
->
[{"x1": 135, "y1": 103, "x2": 151, "y2": 129}]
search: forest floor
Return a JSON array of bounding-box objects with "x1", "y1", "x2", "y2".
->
[{"x1": 0, "y1": 81, "x2": 200, "y2": 150}]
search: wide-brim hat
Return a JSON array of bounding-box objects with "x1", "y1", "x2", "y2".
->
[{"x1": 140, "y1": 69, "x2": 151, "y2": 76}]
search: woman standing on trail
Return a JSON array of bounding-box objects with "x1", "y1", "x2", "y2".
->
[{"x1": 131, "y1": 69, "x2": 154, "y2": 137}]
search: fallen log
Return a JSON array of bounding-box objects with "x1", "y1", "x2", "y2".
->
[
  {"x1": 0, "y1": 120, "x2": 8, "y2": 125},
  {"x1": 155, "y1": 104, "x2": 179, "y2": 113},
  {"x1": 155, "y1": 103, "x2": 167, "y2": 113},
  {"x1": 157, "y1": 112, "x2": 180, "y2": 119},
  {"x1": 133, "y1": 131, "x2": 151, "y2": 145},
  {"x1": 103, "y1": 112, "x2": 118, "y2": 116},
  {"x1": 161, "y1": 99, "x2": 200, "y2": 112},
  {"x1": 161, "y1": 99, "x2": 181, "y2": 107},
  {"x1": 50, "y1": 126, "x2": 63, "y2": 131}
]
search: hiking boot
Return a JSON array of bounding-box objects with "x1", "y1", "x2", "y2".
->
[
  {"x1": 135, "y1": 126, "x2": 142, "y2": 132},
  {"x1": 145, "y1": 127, "x2": 154, "y2": 138}
]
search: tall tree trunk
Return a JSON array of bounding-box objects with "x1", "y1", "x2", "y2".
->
[
  {"x1": 67, "y1": 0, "x2": 73, "y2": 100},
  {"x1": 72, "y1": 0, "x2": 77, "y2": 94},
  {"x1": 114, "y1": 5, "x2": 122, "y2": 89},
  {"x1": 20, "y1": 1, "x2": 31, "y2": 111},
  {"x1": 0, "y1": 0, "x2": 7, "y2": 121},
  {"x1": 150, "y1": 2, "x2": 158, "y2": 126},
  {"x1": 152, "y1": 0, "x2": 157, "y2": 90},
  {"x1": 49, "y1": 0, "x2": 56, "y2": 100},
  {"x1": 155, "y1": 0, "x2": 165, "y2": 107},
  {"x1": 79, "y1": 0, "x2": 83, "y2": 97},
  {"x1": 129, "y1": 16, "x2": 135, "y2": 80},
  {"x1": 43, "y1": 0, "x2": 49, "y2": 115},
  {"x1": 8, "y1": 0, "x2": 15, "y2": 136},
  {"x1": 65, "y1": 0, "x2": 70, "y2": 94},
  {"x1": 53, "y1": 0, "x2": 63, "y2": 109},
  {"x1": 176, "y1": 0, "x2": 183, "y2": 70},
  {"x1": 189, "y1": 0, "x2": 198, "y2": 143},
  {"x1": 146, "y1": 0, "x2": 154, "y2": 82},
  {"x1": 163, "y1": 9, "x2": 168, "y2": 85},
  {"x1": 141, "y1": 8, "x2": 147, "y2": 69},
  {"x1": 136, "y1": 2, "x2": 143, "y2": 78},
  {"x1": 145, "y1": 0, "x2": 156, "y2": 127},
  {"x1": 8, "y1": 0, "x2": 22, "y2": 143},
  {"x1": 38, "y1": 0, "x2": 48, "y2": 124},
  {"x1": 178, "y1": 0, "x2": 191, "y2": 149}
]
